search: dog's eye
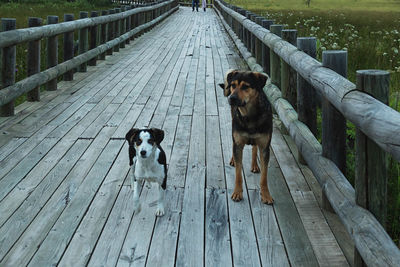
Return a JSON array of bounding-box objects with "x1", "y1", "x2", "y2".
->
[
  {"x1": 136, "y1": 139, "x2": 142, "y2": 146},
  {"x1": 148, "y1": 139, "x2": 154, "y2": 145},
  {"x1": 241, "y1": 85, "x2": 249, "y2": 91}
]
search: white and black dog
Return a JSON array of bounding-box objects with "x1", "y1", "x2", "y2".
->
[{"x1": 125, "y1": 127, "x2": 167, "y2": 216}]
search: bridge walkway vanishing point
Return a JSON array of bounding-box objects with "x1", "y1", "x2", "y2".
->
[{"x1": 0, "y1": 7, "x2": 351, "y2": 266}]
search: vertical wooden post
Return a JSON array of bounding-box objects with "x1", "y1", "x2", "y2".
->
[
  {"x1": 27, "y1": 17, "x2": 42, "y2": 101},
  {"x1": 63, "y1": 14, "x2": 74, "y2": 81},
  {"x1": 107, "y1": 9, "x2": 115, "y2": 55},
  {"x1": 261, "y1": 19, "x2": 273, "y2": 75},
  {"x1": 114, "y1": 8, "x2": 121, "y2": 52},
  {"x1": 120, "y1": 6, "x2": 126, "y2": 48},
  {"x1": 281, "y1": 29, "x2": 297, "y2": 109},
  {"x1": 269, "y1": 24, "x2": 283, "y2": 88},
  {"x1": 245, "y1": 11, "x2": 251, "y2": 50},
  {"x1": 88, "y1": 11, "x2": 98, "y2": 66},
  {"x1": 322, "y1": 50, "x2": 347, "y2": 212},
  {"x1": 250, "y1": 14, "x2": 256, "y2": 55},
  {"x1": 255, "y1": 16, "x2": 263, "y2": 66},
  {"x1": 354, "y1": 69, "x2": 389, "y2": 267},
  {"x1": 99, "y1": 10, "x2": 108, "y2": 60},
  {"x1": 1, "y1": 18, "x2": 16, "y2": 116},
  {"x1": 78, "y1": 12, "x2": 88, "y2": 72},
  {"x1": 297, "y1": 37, "x2": 317, "y2": 164},
  {"x1": 126, "y1": 6, "x2": 131, "y2": 44},
  {"x1": 46, "y1": 16, "x2": 58, "y2": 91}
]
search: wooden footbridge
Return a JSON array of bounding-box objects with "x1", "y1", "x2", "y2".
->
[{"x1": 1, "y1": 1, "x2": 399, "y2": 266}]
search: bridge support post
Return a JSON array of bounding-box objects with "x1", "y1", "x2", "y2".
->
[
  {"x1": 120, "y1": 6, "x2": 126, "y2": 48},
  {"x1": 107, "y1": 9, "x2": 115, "y2": 55},
  {"x1": 63, "y1": 14, "x2": 74, "y2": 81},
  {"x1": 354, "y1": 69, "x2": 389, "y2": 267},
  {"x1": 27, "y1": 17, "x2": 42, "y2": 101},
  {"x1": 255, "y1": 17, "x2": 263, "y2": 66},
  {"x1": 126, "y1": 6, "x2": 131, "y2": 45},
  {"x1": 261, "y1": 19, "x2": 273, "y2": 76},
  {"x1": 78, "y1": 12, "x2": 89, "y2": 72},
  {"x1": 281, "y1": 29, "x2": 297, "y2": 110},
  {"x1": 0, "y1": 18, "x2": 16, "y2": 116},
  {"x1": 269, "y1": 25, "x2": 283, "y2": 89},
  {"x1": 321, "y1": 50, "x2": 347, "y2": 213},
  {"x1": 99, "y1": 10, "x2": 108, "y2": 60},
  {"x1": 46, "y1": 16, "x2": 59, "y2": 91},
  {"x1": 296, "y1": 37, "x2": 317, "y2": 164},
  {"x1": 88, "y1": 11, "x2": 98, "y2": 66},
  {"x1": 114, "y1": 8, "x2": 121, "y2": 52}
]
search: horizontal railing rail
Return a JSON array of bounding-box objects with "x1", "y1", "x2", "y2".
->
[
  {"x1": 0, "y1": 0, "x2": 178, "y2": 116},
  {"x1": 214, "y1": 0, "x2": 400, "y2": 266}
]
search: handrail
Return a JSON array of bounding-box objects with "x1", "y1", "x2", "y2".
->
[
  {"x1": 214, "y1": 0, "x2": 400, "y2": 266},
  {"x1": 0, "y1": 0, "x2": 171, "y2": 49},
  {"x1": 215, "y1": 0, "x2": 400, "y2": 163}
]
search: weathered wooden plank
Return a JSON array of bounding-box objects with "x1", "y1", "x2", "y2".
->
[
  {"x1": 111, "y1": 104, "x2": 145, "y2": 139},
  {"x1": 0, "y1": 139, "x2": 91, "y2": 258},
  {"x1": 0, "y1": 137, "x2": 26, "y2": 161},
  {"x1": 58, "y1": 142, "x2": 129, "y2": 266},
  {"x1": 206, "y1": 115, "x2": 225, "y2": 189},
  {"x1": 205, "y1": 188, "x2": 232, "y2": 267},
  {"x1": 248, "y1": 189, "x2": 289, "y2": 267},
  {"x1": 0, "y1": 127, "x2": 115, "y2": 265},
  {"x1": 176, "y1": 113, "x2": 205, "y2": 267},
  {"x1": 26, "y1": 140, "x2": 123, "y2": 266},
  {"x1": 145, "y1": 187, "x2": 184, "y2": 266}
]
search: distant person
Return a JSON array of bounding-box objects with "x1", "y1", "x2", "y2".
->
[
  {"x1": 192, "y1": 0, "x2": 199, "y2": 12},
  {"x1": 202, "y1": 0, "x2": 206, "y2": 11}
]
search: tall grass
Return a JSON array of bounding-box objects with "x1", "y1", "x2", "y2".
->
[{"x1": 229, "y1": 0, "x2": 400, "y2": 245}]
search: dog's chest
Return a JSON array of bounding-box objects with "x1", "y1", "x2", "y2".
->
[{"x1": 134, "y1": 157, "x2": 164, "y2": 183}]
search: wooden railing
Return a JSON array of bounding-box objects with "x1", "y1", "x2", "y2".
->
[
  {"x1": 214, "y1": 0, "x2": 400, "y2": 266},
  {"x1": 0, "y1": 0, "x2": 178, "y2": 117}
]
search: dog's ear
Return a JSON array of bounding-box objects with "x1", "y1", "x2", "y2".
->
[
  {"x1": 218, "y1": 83, "x2": 225, "y2": 89},
  {"x1": 252, "y1": 72, "x2": 268, "y2": 91},
  {"x1": 226, "y1": 69, "x2": 238, "y2": 85},
  {"x1": 125, "y1": 128, "x2": 140, "y2": 144},
  {"x1": 150, "y1": 128, "x2": 164, "y2": 144}
]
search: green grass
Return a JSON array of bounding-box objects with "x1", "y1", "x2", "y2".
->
[{"x1": 229, "y1": 0, "x2": 400, "y2": 245}]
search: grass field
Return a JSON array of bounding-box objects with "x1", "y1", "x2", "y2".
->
[{"x1": 229, "y1": 0, "x2": 400, "y2": 245}]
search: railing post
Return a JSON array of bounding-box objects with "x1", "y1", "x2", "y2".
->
[
  {"x1": 78, "y1": 12, "x2": 89, "y2": 72},
  {"x1": 130, "y1": 6, "x2": 136, "y2": 40},
  {"x1": 126, "y1": 6, "x2": 131, "y2": 45},
  {"x1": 114, "y1": 8, "x2": 121, "y2": 52},
  {"x1": 297, "y1": 37, "x2": 317, "y2": 164},
  {"x1": 354, "y1": 69, "x2": 389, "y2": 267},
  {"x1": 281, "y1": 29, "x2": 297, "y2": 109},
  {"x1": 321, "y1": 50, "x2": 347, "y2": 212},
  {"x1": 27, "y1": 17, "x2": 42, "y2": 101},
  {"x1": 250, "y1": 14, "x2": 257, "y2": 55},
  {"x1": 46, "y1": 16, "x2": 58, "y2": 91},
  {"x1": 255, "y1": 16, "x2": 263, "y2": 66},
  {"x1": 245, "y1": 11, "x2": 251, "y2": 50},
  {"x1": 269, "y1": 24, "x2": 283, "y2": 89},
  {"x1": 88, "y1": 11, "x2": 98, "y2": 66},
  {"x1": 120, "y1": 6, "x2": 126, "y2": 48},
  {"x1": 261, "y1": 19, "x2": 273, "y2": 76},
  {"x1": 107, "y1": 9, "x2": 115, "y2": 55},
  {"x1": 1, "y1": 18, "x2": 16, "y2": 116},
  {"x1": 63, "y1": 14, "x2": 74, "y2": 81},
  {"x1": 99, "y1": 10, "x2": 108, "y2": 60}
]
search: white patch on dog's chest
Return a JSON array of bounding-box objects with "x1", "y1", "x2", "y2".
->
[{"x1": 134, "y1": 149, "x2": 164, "y2": 183}]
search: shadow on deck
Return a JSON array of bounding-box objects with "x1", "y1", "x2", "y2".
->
[{"x1": 0, "y1": 7, "x2": 351, "y2": 266}]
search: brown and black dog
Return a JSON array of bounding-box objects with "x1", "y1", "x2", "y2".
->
[{"x1": 219, "y1": 70, "x2": 273, "y2": 204}]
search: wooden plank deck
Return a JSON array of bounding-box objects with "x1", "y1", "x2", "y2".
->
[{"x1": 0, "y1": 7, "x2": 351, "y2": 266}]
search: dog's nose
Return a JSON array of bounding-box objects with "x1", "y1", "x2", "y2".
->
[
  {"x1": 228, "y1": 94, "x2": 240, "y2": 106},
  {"x1": 140, "y1": 150, "x2": 146, "y2": 157}
]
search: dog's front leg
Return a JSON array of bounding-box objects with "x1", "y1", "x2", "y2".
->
[
  {"x1": 130, "y1": 166, "x2": 142, "y2": 214},
  {"x1": 259, "y1": 145, "x2": 274, "y2": 205},
  {"x1": 232, "y1": 142, "x2": 244, "y2": 201},
  {"x1": 155, "y1": 184, "x2": 165, "y2": 217}
]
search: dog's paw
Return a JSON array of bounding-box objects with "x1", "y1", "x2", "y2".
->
[
  {"x1": 251, "y1": 163, "x2": 260, "y2": 173},
  {"x1": 260, "y1": 192, "x2": 274, "y2": 205},
  {"x1": 229, "y1": 157, "x2": 235, "y2": 167},
  {"x1": 155, "y1": 205, "x2": 165, "y2": 217},
  {"x1": 231, "y1": 190, "x2": 243, "y2": 202}
]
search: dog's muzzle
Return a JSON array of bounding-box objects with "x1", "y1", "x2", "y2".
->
[
  {"x1": 140, "y1": 150, "x2": 147, "y2": 158},
  {"x1": 228, "y1": 94, "x2": 246, "y2": 107}
]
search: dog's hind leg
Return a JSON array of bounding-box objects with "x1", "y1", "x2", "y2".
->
[
  {"x1": 231, "y1": 142, "x2": 244, "y2": 201},
  {"x1": 251, "y1": 145, "x2": 260, "y2": 173},
  {"x1": 155, "y1": 184, "x2": 165, "y2": 217},
  {"x1": 259, "y1": 144, "x2": 274, "y2": 205}
]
